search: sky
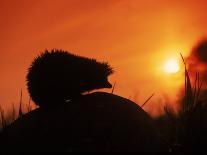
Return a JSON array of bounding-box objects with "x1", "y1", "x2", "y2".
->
[{"x1": 0, "y1": 0, "x2": 207, "y2": 116}]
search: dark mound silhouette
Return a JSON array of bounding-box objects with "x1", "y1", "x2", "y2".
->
[
  {"x1": 27, "y1": 49, "x2": 113, "y2": 107},
  {"x1": 0, "y1": 92, "x2": 166, "y2": 152}
]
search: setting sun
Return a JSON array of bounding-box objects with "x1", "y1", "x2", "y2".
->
[{"x1": 164, "y1": 59, "x2": 180, "y2": 74}]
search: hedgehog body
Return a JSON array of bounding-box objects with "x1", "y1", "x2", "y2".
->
[{"x1": 27, "y1": 49, "x2": 113, "y2": 107}]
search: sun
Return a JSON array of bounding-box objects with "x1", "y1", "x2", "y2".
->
[{"x1": 164, "y1": 59, "x2": 180, "y2": 74}]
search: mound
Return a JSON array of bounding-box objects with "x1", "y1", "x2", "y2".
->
[{"x1": 0, "y1": 92, "x2": 166, "y2": 152}]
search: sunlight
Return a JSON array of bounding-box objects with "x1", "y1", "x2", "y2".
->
[{"x1": 164, "y1": 59, "x2": 180, "y2": 74}]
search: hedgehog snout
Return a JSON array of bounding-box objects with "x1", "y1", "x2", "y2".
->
[{"x1": 104, "y1": 80, "x2": 112, "y2": 88}]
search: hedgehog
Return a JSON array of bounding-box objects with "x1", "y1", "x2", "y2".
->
[{"x1": 27, "y1": 49, "x2": 114, "y2": 108}]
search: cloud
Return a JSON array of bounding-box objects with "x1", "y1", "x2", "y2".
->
[
  {"x1": 190, "y1": 39, "x2": 207, "y2": 63},
  {"x1": 187, "y1": 39, "x2": 207, "y2": 80},
  {"x1": 183, "y1": 39, "x2": 207, "y2": 101}
]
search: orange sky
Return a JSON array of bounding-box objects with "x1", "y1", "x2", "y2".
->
[{"x1": 1, "y1": 0, "x2": 207, "y2": 116}]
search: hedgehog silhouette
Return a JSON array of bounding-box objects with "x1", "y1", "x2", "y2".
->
[{"x1": 27, "y1": 49, "x2": 113, "y2": 108}]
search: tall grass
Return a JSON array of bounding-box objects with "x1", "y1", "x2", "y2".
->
[
  {"x1": 0, "y1": 91, "x2": 34, "y2": 131},
  {"x1": 0, "y1": 105, "x2": 6, "y2": 130},
  {"x1": 180, "y1": 54, "x2": 203, "y2": 117},
  {"x1": 156, "y1": 54, "x2": 207, "y2": 152}
]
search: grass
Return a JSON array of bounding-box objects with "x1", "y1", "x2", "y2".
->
[
  {"x1": 0, "y1": 91, "x2": 34, "y2": 131},
  {"x1": 155, "y1": 54, "x2": 207, "y2": 152}
]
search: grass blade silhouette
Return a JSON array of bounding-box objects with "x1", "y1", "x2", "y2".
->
[
  {"x1": 180, "y1": 53, "x2": 193, "y2": 113},
  {"x1": 111, "y1": 81, "x2": 116, "y2": 94},
  {"x1": 11, "y1": 103, "x2": 16, "y2": 122},
  {"x1": 0, "y1": 105, "x2": 6, "y2": 129},
  {"x1": 141, "y1": 93, "x2": 154, "y2": 108},
  {"x1": 18, "y1": 90, "x2": 23, "y2": 117}
]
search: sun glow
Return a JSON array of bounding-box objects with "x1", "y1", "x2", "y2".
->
[{"x1": 164, "y1": 59, "x2": 180, "y2": 74}]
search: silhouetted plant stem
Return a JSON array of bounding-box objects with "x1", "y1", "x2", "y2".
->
[
  {"x1": 141, "y1": 93, "x2": 154, "y2": 108},
  {"x1": 18, "y1": 89, "x2": 23, "y2": 117},
  {"x1": 111, "y1": 81, "x2": 116, "y2": 94}
]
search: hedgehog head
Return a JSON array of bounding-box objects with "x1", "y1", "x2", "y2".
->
[{"x1": 26, "y1": 49, "x2": 113, "y2": 107}]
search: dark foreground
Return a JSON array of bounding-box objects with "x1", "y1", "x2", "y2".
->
[{"x1": 0, "y1": 92, "x2": 166, "y2": 152}]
